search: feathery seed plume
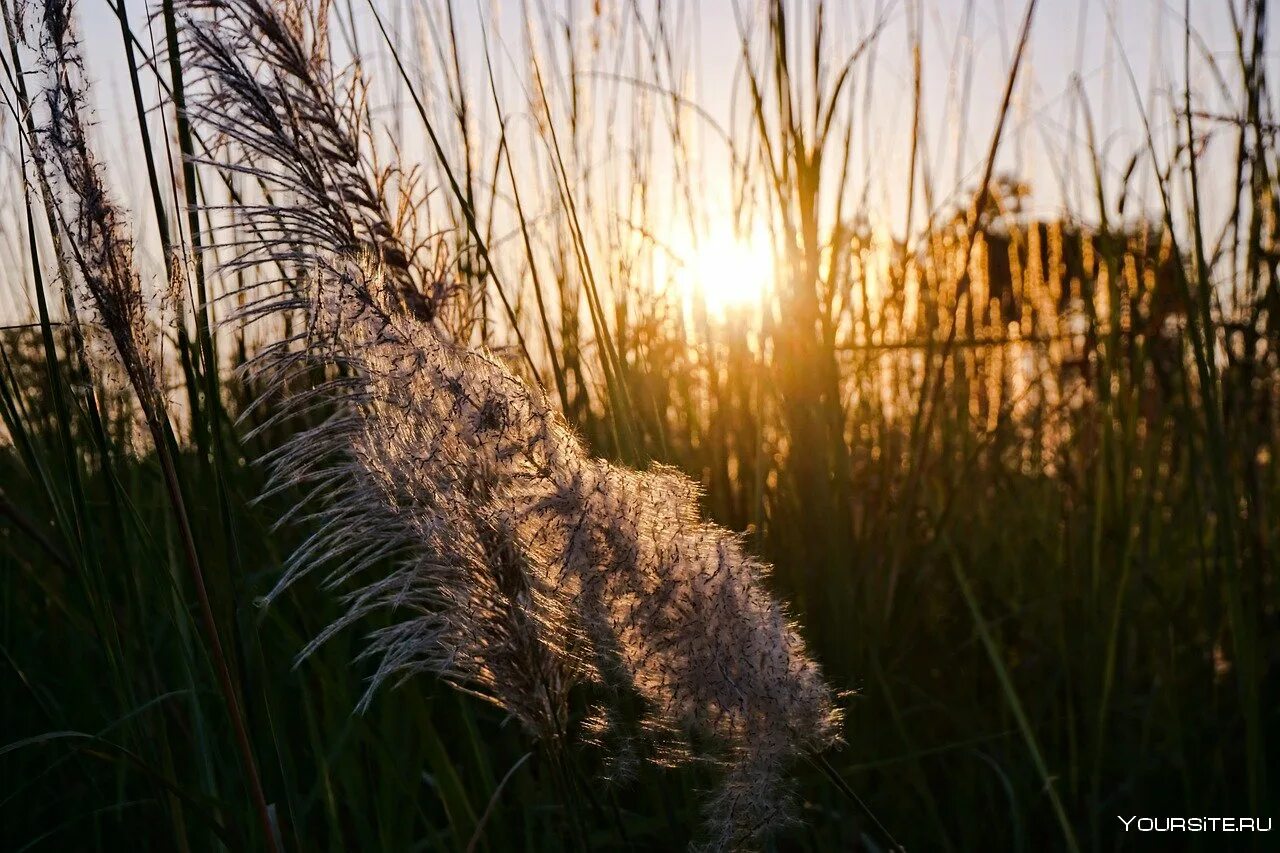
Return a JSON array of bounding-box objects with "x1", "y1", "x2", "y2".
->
[{"x1": 183, "y1": 0, "x2": 842, "y2": 846}]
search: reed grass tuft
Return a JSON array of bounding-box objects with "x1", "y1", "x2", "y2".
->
[{"x1": 0, "y1": 0, "x2": 1275, "y2": 850}]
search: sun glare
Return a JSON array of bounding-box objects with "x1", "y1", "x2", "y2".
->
[{"x1": 676, "y1": 228, "x2": 773, "y2": 316}]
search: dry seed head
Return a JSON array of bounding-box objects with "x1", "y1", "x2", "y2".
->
[
  {"x1": 26, "y1": 0, "x2": 164, "y2": 424},
  {"x1": 183, "y1": 1, "x2": 843, "y2": 846},
  {"x1": 254, "y1": 253, "x2": 840, "y2": 847}
]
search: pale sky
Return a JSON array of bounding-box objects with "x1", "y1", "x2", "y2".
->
[
  {"x1": 3, "y1": 0, "x2": 1274, "y2": 322},
  {"x1": 70, "y1": 0, "x2": 1262, "y2": 207}
]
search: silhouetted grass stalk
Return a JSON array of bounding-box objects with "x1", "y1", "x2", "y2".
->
[{"x1": 7, "y1": 2, "x2": 278, "y2": 848}]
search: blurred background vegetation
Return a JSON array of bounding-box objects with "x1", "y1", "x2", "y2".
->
[{"x1": 1, "y1": 0, "x2": 1277, "y2": 849}]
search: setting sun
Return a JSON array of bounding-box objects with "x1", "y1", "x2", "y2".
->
[{"x1": 675, "y1": 228, "x2": 773, "y2": 316}]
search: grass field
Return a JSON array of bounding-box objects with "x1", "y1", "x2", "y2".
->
[{"x1": 0, "y1": 0, "x2": 1277, "y2": 850}]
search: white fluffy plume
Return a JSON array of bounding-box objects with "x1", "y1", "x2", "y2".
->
[{"x1": 183, "y1": 0, "x2": 841, "y2": 845}]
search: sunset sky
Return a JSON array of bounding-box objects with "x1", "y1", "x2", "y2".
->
[{"x1": 8, "y1": 0, "x2": 1266, "y2": 323}]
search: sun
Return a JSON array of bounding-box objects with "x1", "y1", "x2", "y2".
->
[{"x1": 675, "y1": 227, "x2": 774, "y2": 316}]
